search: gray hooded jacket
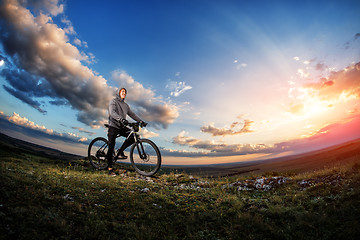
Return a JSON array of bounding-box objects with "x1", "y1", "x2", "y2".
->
[{"x1": 108, "y1": 89, "x2": 141, "y2": 129}]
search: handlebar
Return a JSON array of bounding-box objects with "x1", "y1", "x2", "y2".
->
[
  {"x1": 126, "y1": 121, "x2": 147, "y2": 133},
  {"x1": 103, "y1": 121, "x2": 147, "y2": 129},
  {"x1": 127, "y1": 121, "x2": 147, "y2": 127}
]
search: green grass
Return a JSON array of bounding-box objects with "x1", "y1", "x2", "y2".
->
[{"x1": 0, "y1": 145, "x2": 359, "y2": 240}]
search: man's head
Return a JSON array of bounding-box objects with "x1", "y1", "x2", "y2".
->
[{"x1": 119, "y1": 88, "x2": 127, "y2": 99}]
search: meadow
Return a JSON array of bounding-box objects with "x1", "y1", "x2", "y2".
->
[{"x1": 0, "y1": 138, "x2": 359, "y2": 240}]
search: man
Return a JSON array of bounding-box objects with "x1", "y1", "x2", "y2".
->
[{"x1": 107, "y1": 88, "x2": 147, "y2": 176}]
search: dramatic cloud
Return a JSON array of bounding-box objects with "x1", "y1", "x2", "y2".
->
[
  {"x1": 172, "y1": 130, "x2": 273, "y2": 156},
  {"x1": 1, "y1": 67, "x2": 58, "y2": 113},
  {"x1": 200, "y1": 118, "x2": 254, "y2": 136},
  {"x1": 0, "y1": 111, "x2": 88, "y2": 143},
  {"x1": 287, "y1": 61, "x2": 360, "y2": 116},
  {"x1": 303, "y1": 62, "x2": 360, "y2": 102},
  {"x1": 0, "y1": 0, "x2": 178, "y2": 129},
  {"x1": 0, "y1": 0, "x2": 110, "y2": 128},
  {"x1": 3, "y1": 85, "x2": 47, "y2": 114},
  {"x1": 72, "y1": 127, "x2": 96, "y2": 136}
]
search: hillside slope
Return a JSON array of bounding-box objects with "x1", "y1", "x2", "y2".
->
[
  {"x1": 0, "y1": 132, "x2": 83, "y2": 161},
  {"x1": 174, "y1": 138, "x2": 360, "y2": 177},
  {"x1": 0, "y1": 140, "x2": 359, "y2": 239}
]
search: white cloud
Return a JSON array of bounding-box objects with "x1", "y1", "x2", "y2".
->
[
  {"x1": 234, "y1": 60, "x2": 248, "y2": 69},
  {"x1": 61, "y1": 17, "x2": 76, "y2": 35},
  {"x1": 166, "y1": 80, "x2": 192, "y2": 97},
  {"x1": 297, "y1": 68, "x2": 310, "y2": 78},
  {"x1": 139, "y1": 128, "x2": 159, "y2": 138},
  {"x1": 72, "y1": 126, "x2": 96, "y2": 136},
  {"x1": 73, "y1": 38, "x2": 82, "y2": 46},
  {"x1": 200, "y1": 118, "x2": 254, "y2": 136},
  {"x1": 172, "y1": 130, "x2": 273, "y2": 156},
  {"x1": 293, "y1": 56, "x2": 300, "y2": 61},
  {"x1": 8, "y1": 112, "x2": 47, "y2": 131},
  {"x1": 3, "y1": 111, "x2": 88, "y2": 142}
]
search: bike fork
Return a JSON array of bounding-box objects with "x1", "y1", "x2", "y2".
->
[{"x1": 135, "y1": 136, "x2": 146, "y2": 159}]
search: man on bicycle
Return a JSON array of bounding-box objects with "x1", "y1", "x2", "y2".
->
[{"x1": 107, "y1": 87, "x2": 147, "y2": 176}]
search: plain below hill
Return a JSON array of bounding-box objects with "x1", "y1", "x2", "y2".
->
[{"x1": 167, "y1": 138, "x2": 360, "y2": 177}]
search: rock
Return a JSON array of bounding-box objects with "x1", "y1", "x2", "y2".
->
[{"x1": 141, "y1": 187, "x2": 150, "y2": 193}]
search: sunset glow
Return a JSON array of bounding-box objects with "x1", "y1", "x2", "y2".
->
[{"x1": 0, "y1": 0, "x2": 359, "y2": 165}]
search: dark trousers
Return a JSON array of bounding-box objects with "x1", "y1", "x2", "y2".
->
[{"x1": 107, "y1": 126, "x2": 134, "y2": 169}]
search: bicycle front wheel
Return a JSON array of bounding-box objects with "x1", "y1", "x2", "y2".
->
[
  {"x1": 88, "y1": 137, "x2": 109, "y2": 170},
  {"x1": 130, "y1": 139, "x2": 161, "y2": 176}
]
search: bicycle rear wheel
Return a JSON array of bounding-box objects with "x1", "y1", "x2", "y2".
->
[
  {"x1": 130, "y1": 139, "x2": 161, "y2": 176},
  {"x1": 88, "y1": 137, "x2": 109, "y2": 170}
]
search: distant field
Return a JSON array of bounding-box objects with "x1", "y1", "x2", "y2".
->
[{"x1": 168, "y1": 138, "x2": 360, "y2": 177}]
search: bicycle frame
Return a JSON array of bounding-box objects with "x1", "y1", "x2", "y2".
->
[{"x1": 114, "y1": 123, "x2": 146, "y2": 160}]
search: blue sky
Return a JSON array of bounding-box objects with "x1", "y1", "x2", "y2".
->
[{"x1": 0, "y1": 0, "x2": 360, "y2": 165}]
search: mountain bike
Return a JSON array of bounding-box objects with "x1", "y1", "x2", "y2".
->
[{"x1": 87, "y1": 122, "x2": 161, "y2": 176}]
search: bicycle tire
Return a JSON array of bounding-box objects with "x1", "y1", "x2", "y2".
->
[
  {"x1": 130, "y1": 139, "x2": 161, "y2": 176},
  {"x1": 88, "y1": 137, "x2": 110, "y2": 170}
]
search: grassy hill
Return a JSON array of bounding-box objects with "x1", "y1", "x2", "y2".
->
[{"x1": 0, "y1": 136, "x2": 359, "y2": 239}]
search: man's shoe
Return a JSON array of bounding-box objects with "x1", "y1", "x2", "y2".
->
[
  {"x1": 117, "y1": 151, "x2": 128, "y2": 159},
  {"x1": 108, "y1": 170, "x2": 117, "y2": 176}
]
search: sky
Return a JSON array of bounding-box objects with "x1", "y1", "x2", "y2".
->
[{"x1": 0, "y1": 0, "x2": 359, "y2": 165}]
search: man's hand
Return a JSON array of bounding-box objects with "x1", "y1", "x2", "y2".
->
[
  {"x1": 140, "y1": 121, "x2": 148, "y2": 127},
  {"x1": 121, "y1": 118, "x2": 129, "y2": 126}
]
